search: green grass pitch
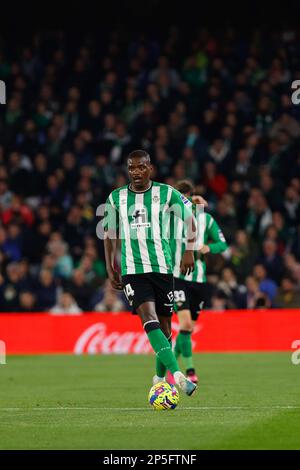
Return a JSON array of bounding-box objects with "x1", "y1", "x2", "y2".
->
[{"x1": 0, "y1": 353, "x2": 300, "y2": 449}]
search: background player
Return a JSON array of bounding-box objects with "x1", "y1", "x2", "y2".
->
[
  {"x1": 103, "y1": 150, "x2": 198, "y2": 396},
  {"x1": 171, "y1": 180, "x2": 228, "y2": 384}
]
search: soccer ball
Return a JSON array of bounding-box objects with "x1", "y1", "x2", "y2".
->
[{"x1": 148, "y1": 381, "x2": 179, "y2": 410}]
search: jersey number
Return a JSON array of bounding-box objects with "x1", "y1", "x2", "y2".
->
[
  {"x1": 174, "y1": 290, "x2": 186, "y2": 303},
  {"x1": 124, "y1": 283, "x2": 135, "y2": 306}
]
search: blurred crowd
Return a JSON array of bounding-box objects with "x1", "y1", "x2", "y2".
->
[{"x1": 0, "y1": 27, "x2": 300, "y2": 312}]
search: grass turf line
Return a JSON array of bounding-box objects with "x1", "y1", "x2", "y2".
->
[{"x1": 0, "y1": 353, "x2": 299, "y2": 450}]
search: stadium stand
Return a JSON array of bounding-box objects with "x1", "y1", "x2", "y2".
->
[{"x1": 0, "y1": 27, "x2": 300, "y2": 311}]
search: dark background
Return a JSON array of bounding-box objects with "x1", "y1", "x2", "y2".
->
[{"x1": 2, "y1": 0, "x2": 300, "y2": 32}]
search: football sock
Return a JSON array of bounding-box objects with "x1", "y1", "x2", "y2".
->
[
  {"x1": 144, "y1": 321, "x2": 179, "y2": 375},
  {"x1": 174, "y1": 333, "x2": 182, "y2": 359},
  {"x1": 178, "y1": 330, "x2": 194, "y2": 371},
  {"x1": 155, "y1": 334, "x2": 172, "y2": 378}
]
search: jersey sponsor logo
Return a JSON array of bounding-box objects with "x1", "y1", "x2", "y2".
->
[
  {"x1": 131, "y1": 207, "x2": 151, "y2": 229},
  {"x1": 180, "y1": 194, "x2": 192, "y2": 207}
]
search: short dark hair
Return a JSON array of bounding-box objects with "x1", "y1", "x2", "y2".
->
[
  {"x1": 175, "y1": 179, "x2": 194, "y2": 195},
  {"x1": 127, "y1": 149, "x2": 151, "y2": 163}
]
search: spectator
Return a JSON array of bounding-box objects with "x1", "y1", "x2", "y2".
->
[
  {"x1": 50, "y1": 292, "x2": 82, "y2": 315},
  {"x1": 274, "y1": 277, "x2": 300, "y2": 308},
  {"x1": 94, "y1": 286, "x2": 126, "y2": 312},
  {"x1": 35, "y1": 269, "x2": 57, "y2": 311},
  {"x1": 48, "y1": 239, "x2": 74, "y2": 280},
  {"x1": 210, "y1": 291, "x2": 229, "y2": 312},
  {"x1": 245, "y1": 190, "x2": 273, "y2": 239},
  {"x1": 218, "y1": 267, "x2": 247, "y2": 309},
  {"x1": 0, "y1": 262, "x2": 22, "y2": 312},
  {"x1": 18, "y1": 291, "x2": 37, "y2": 313},
  {"x1": 64, "y1": 269, "x2": 94, "y2": 311},
  {"x1": 283, "y1": 254, "x2": 300, "y2": 287},
  {"x1": 253, "y1": 263, "x2": 278, "y2": 304},
  {"x1": 246, "y1": 276, "x2": 271, "y2": 309},
  {"x1": 258, "y1": 239, "x2": 284, "y2": 284},
  {"x1": 227, "y1": 230, "x2": 255, "y2": 280}
]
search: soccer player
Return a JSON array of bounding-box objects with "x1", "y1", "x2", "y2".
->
[
  {"x1": 103, "y1": 150, "x2": 197, "y2": 396},
  {"x1": 171, "y1": 180, "x2": 228, "y2": 384}
]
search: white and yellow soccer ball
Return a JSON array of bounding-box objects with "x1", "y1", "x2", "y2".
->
[{"x1": 148, "y1": 381, "x2": 179, "y2": 410}]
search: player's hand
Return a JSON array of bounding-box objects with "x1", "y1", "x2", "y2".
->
[
  {"x1": 180, "y1": 250, "x2": 195, "y2": 275},
  {"x1": 108, "y1": 270, "x2": 123, "y2": 290},
  {"x1": 192, "y1": 195, "x2": 208, "y2": 207},
  {"x1": 199, "y1": 245, "x2": 210, "y2": 255}
]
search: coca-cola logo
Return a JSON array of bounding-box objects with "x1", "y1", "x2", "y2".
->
[
  {"x1": 74, "y1": 322, "x2": 203, "y2": 355},
  {"x1": 74, "y1": 323, "x2": 153, "y2": 354}
]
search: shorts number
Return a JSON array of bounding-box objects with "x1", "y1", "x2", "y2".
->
[
  {"x1": 124, "y1": 283, "x2": 135, "y2": 305},
  {"x1": 174, "y1": 290, "x2": 186, "y2": 303}
]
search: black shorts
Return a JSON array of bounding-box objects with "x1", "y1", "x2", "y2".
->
[
  {"x1": 122, "y1": 273, "x2": 174, "y2": 317},
  {"x1": 174, "y1": 278, "x2": 209, "y2": 320}
]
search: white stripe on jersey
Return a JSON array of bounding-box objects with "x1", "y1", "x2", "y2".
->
[
  {"x1": 195, "y1": 211, "x2": 206, "y2": 282},
  {"x1": 119, "y1": 188, "x2": 136, "y2": 274},
  {"x1": 166, "y1": 185, "x2": 172, "y2": 205},
  {"x1": 173, "y1": 218, "x2": 184, "y2": 278},
  {"x1": 151, "y1": 185, "x2": 168, "y2": 274},
  {"x1": 109, "y1": 193, "x2": 116, "y2": 209},
  {"x1": 134, "y1": 193, "x2": 152, "y2": 273},
  {"x1": 196, "y1": 211, "x2": 206, "y2": 249}
]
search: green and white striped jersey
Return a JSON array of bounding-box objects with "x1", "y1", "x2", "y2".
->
[
  {"x1": 171, "y1": 210, "x2": 228, "y2": 283},
  {"x1": 103, "y1": 181, "x2": 194, "y2": 276}
]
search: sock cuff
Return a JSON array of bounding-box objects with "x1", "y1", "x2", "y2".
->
[
  {"x1": 144, "y1": 320, "x2": 160, "y2": 333},
  {"x1": 179, "y1": 330, "x2": 192, "y2": 335}
]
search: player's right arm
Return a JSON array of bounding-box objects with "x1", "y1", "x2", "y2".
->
[{"x1": 103, "y1": 194, "x2": 123, "y2": 290}]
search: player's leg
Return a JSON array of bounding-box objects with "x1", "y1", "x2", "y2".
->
[
  {"x1": 182, "y1": 282, "x2": 208, "y2": 383},
  {"x1": 176, "y1": 308, "x2": 195, "y2": 378},
  {"x1": 137, "y1": 301, "x2": 180, "y2": 377},
  {"x1": 123, "y1": 273, "x2": 196, "y2": 395},
  {"x1": 150, "y1": 273, "x2": 197, "y2": 396},
  {"x1": 154, "y1": 315, "x2": 173, "y2": 382},
  {"x1": 173, "y1": 279, "x2": 192, "y2": 363}
]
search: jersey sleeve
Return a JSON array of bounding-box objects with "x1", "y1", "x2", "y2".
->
[
  {"x1": 103, "y1": 193, "x2": 119, "y2": 235},
  {"x1": 207, "y1": 215, "x2": 228, "y2": 254},
  {"x1": 168, "y1": 188, "x2": 194, "y2": 221}
]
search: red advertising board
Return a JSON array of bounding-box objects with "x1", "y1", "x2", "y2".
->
[{"x1": 0, "y1": 310, "x2": 299, "y2": 354}]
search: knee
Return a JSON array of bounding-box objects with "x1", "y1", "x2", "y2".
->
[{"x1": 136, "y1": 302, "x2": 157, "y2": 326}]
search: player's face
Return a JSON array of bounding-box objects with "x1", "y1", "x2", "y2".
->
[{"x1": 127, "y1": 157, "x2": 152, "y2": 190}]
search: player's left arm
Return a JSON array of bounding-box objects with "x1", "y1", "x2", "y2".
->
[
  {"x1": 169, "y1": 188, "x2": 197, "y2": 274},
  {"x1": 200, "y1": 215, "x2": 228, "y2": 255}
]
